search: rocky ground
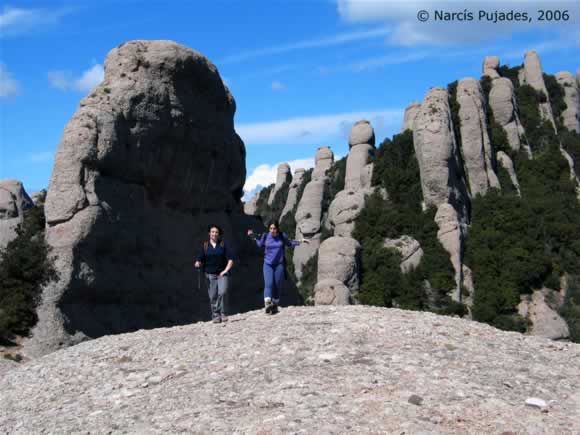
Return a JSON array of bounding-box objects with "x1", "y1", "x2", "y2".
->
[{"x1": 1, "y1": 306, "x2": 579, "y2": 434}]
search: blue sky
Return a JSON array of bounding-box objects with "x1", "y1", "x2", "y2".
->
[{"x1": 1, "y1": 1, "x2": 579, "y2": 199}]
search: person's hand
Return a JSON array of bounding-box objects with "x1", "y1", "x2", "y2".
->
[
  {"x1": 219, "y1": 270, "x2": 228, "y2": 277},
  {"x1": 194, "y1": 261, "x2": 201, "y2": 268},
  {"x1": 247, "y1": 229, "x2": 254, "y2": 237},
  {"x1": 301, "y1": 238, "x2": 310, "y2": 244}
]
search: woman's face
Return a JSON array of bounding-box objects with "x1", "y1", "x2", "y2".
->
[
  {"x1": 269, "y1": 224, "x2": 279, "y2": 236},
  {"x1": 209, "y1": 227, "x2": 220, "y2": 241}
]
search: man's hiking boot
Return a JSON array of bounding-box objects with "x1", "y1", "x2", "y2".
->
[
  {"x1": 212, "y1": 317, "x2": 222, "y2": 324},
  {"x1": 221, "y1": 314, "x2": 228, "y2": 322},
  {"x1": 265, "y1": 300, "x2": 273, "y2": 314}
]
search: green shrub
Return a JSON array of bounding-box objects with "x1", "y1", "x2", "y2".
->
[
  {"x1": 466, "y1": 140, "x2": 580, "y2": 335},
  {"x1": 560, "y1": 129, "x2": 580, "y2": 169},
  {"x1": 497, "y1": 64, "x2": 521, "y2": 88},
  {"x1": 516, "y1": 84, "x2": 558, "y2": 153},
  {"x1": 543, "y1": 73, "x2": 567, "y2": 129},
  {"x1": 559, "y1": 275, "x2": 580, "y2": 342},
  {"x1": 298, "y1": 253, "x2": 318, "y2": 304},
  {"x1": 0, "y1": 203, "x2": 57, "y2": 338},
  {"x1": 481, "y1": 75, "x2": 512, "y2": 157}
]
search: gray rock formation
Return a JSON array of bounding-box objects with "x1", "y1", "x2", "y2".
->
[
  {"x1": 489, "y1": 77, "x2": 527, "y2": 154},
  {"x1": 521, "y1": 51, "x2": 556, "y2": 131},
  {"x1": 348, "y1": 119, "x2": 375, "y2": 147},
  {"x1": 2, "y1": 306, "x2": 579, "y2": 433},
  {"x1": 0, "y1": 179, "x2": 33, "y2": 251},
  {"x1": 496, "y1": 151, "x2": 521, "y2": 196},
  {"x1": 293, "y1": 179, "x2": 326, "y2": 280},
  {"x1": 311, "y1": 146, "x2": 333, "y2": 179},
  {"x1": 293, "y1": 147, "x2": 333, "y2": 280},
  {"x1": 317, "y1": 236, "x2": 360, "y2": 298},
  {"x1": 456, "y1": 78, "x2": 500, "y2": 196},
  {"x1": 327, "y1": 189, "x2": 365, "y2": 237},
  {"x1": 383, "y1": 236, "x2": 424, "y2": 273},
  {"x1": 555, "y1": 71, "x2": 580, "y2": 133},
  {"x1": 482, "y1": 56, "x2": 500, "y2": 79},
  {"x1": 0, "y1": 359, "x2": 19, "y2": 377},
  {"x1": 435, "y1": 203, "x2": 463, "y2": 302},
  {"x1": 267, "y1": 163, "x2": 292, "y2": 206},
  {"x1": 314, "y1": 278, "x2": 351, "y2": 305},
  {"x1": 243, "y1": 194, "x2": 258, "y2": 215},
  {"x1": 517, "y1": 288, "x2": 570, "y2": 340},
  {"x1": 27, "y1": 40, "x2": 264, "y2": 357},
  {"x1": 326, "y1": 120, "x2": 376, "y2": 238},
  {"x1": 346, "y1": 120, "x2": 375, "y2": 191},
  {"x1": 280, "y1": 168, "x2": 305, "y2": 220},
  {"x1": 401, "y1": 102, "x2": 421, "y2": 132},
  {"x1": 413, "y1": 87, "x2": 468, "y2": 218}
]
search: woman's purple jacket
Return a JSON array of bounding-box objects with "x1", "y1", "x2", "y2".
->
[{"x1": 255, "y1": 232, "x2": 300, "y2": 265}]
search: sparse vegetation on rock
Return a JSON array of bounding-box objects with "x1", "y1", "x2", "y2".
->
[{"x1": 0, "y1": 200, "x2": 56, "y2": 338}]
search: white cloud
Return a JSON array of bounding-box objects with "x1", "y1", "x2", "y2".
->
[
  {"x1": 237, "y1": 109, "x2": 403, "y2": 145},
  {"x1": 271, "y1": 80, "x2": 287, "y2": 91},
  {"x1": 244, "y1": 158, "x2": 316, "y2": 195},
  {"x1": 0, "y1": 64, "x2": 20, "y2": 98},
  {"x1": 75, "y1": 64, "x2": 104, "y2": 91},
  {"x1": 48, "y1": 64, "x2": 104, "y2": 92},
  {"x1": 0, "y1": 5, "x2": 71, "y2": 37},
  {"x1": 337, "y1": 0, "x2": 580, "y2": 47},
  {"x1": 220, "y1": 27, "x2": 390, "y2": 64}
]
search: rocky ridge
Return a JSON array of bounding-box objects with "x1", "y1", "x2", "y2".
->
[{"x1": 1, "y1": 306, "x2": 578, "y2": 433}]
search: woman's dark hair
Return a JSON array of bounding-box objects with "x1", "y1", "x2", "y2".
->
[
  {"x1": 207, "y1": 224, "x2": 223, "y2": 235},
  {"x1": 267, "y1": 220, "x2": 280, "y2": 231}
]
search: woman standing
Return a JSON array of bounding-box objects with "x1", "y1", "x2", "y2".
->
[
  {"x1": 195, "y1": 224, "x2": 235, "y2": 323},
  {"x1": 247, "y1": 220, "x2": 308, "y2": 314}
]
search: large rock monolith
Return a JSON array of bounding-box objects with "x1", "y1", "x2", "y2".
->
[
  {"x1": 413, "y1": 87, "x2": 469, "y2": 219},
  {"x1": 316, "y1": 236, "x2": 360, "y2": 303},
  {"x1": 293, "y1": 147, "x2": 333, "y2": 280},
  {"x1": 482, "y1": 56, "x2": 500, "y2": 79},
  {"x1": 267, "y1": 163, "x2": 292, "y2": 206},
  {"x1": 521, "y1": 51, "x2": 556, "y2": 131},
  {"x1": 489, "y1": 77, "x2": 528, "y2": 154},
  {"x1": 456, "y1": 78, "x2": 500, "y2": 196},
  {"x1": 280, "y1": 168, "x2": 306, "y2": 220},
  {"x1": 27, "y1": 40, "x2": 264, "y2": 357},
  {"x1": 402, "y1": 102, "x2": 421, "y2": 132},
  {"x1": 556, "y1": 71, "x2": 580, "y2": 133},
  {"x1": 327, "y1": 121, "x2": 376, "y2": 238}
]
